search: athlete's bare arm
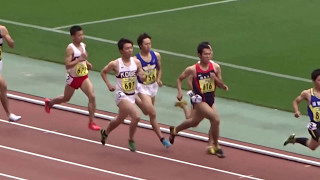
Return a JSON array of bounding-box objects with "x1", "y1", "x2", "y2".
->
[
  {"x1": 82, "y1": 44, "x2": 92, "y2": 70},
  {"x1": 101, "y1": 60, "x2": 118, "y2": 91},
  {"x1": 187, "y1": 75, "x2": 193, "y2": 90},
  {"x1": 0, "y1": 25, "x2": 14, "y2": 48},
  {"x1": 134, "y1": 57, "x2": 146, "y2": 82},
  {"x1": 177, "y1": 65, "x2": 195, "y2": 101},
  {"x1": 155, "y1": 51, "x2": 163, "y2": 87},
  {"x1": 293, "y1": 90, "x2": 310, "y2": 118},
  {"x1": 65, "y1": 46, "x2": 83, "y2": 69},
  {"x1": 212, "y1": 63, "x2": 228, "y2": 91}
]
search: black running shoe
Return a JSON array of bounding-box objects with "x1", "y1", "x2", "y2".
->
[
  {"x1": 100, "y1": 129, "x2": 107, "y2": 146},
  {"x1": 215, "y1": 148, "x2": 225, "y2": 158}
]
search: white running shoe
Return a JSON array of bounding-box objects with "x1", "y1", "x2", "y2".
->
[{"x1": 9, "y1": 113, "x2": 22, "y2": 122}]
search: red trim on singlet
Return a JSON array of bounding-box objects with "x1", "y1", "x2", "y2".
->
[{"x1": 193, "y1": 62, "x2": 216, "y2": 105}]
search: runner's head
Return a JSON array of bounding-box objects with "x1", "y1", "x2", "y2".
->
[
  {"x1": 70, "y1": 25, "x2": 83, "y2": 43},
  {"x1": 118, "y1": 38, "x2": 133, "y2": 58},
  {"x1": 137, "y1": 33, "x2": 151, "y2": 52}
]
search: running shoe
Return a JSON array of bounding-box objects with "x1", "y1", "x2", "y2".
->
[
  {"x1": 89, "y1": 122, "x2": 100, "y2": 131},
  {"x1": 161, "y1": 138, "x2": 171, "y2": 148},
  {"x1": 9, "y1": 113, "x2": 22, "y2": 122},
  {"x1": 169, "y1": 126, "x2": 176, "y2": 144},
  {"x1": 207, "y1": 146, "x2": 215, "y2": 155},
  {"x1": 174, "y1": 99, "x2": 187, "y2": 109},
  {"x1": 44, "y1": 98, "x2": 51, "y2": 114},
  {"x1": 284, "y1": 134, "x2": 296, "y2": 146},
  {"x1": 100, "y1": 129, "x2": 108, "y2": 146},
  {"x1": 128, "y1": 140, "x2": 136, "y2": 152},
  {"x1": 214, "y1": 147, "x2": 225, "y2": 158}
]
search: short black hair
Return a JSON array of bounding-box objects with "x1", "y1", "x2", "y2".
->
[
  {"x1": 197, "y1": 42, "x2": 211, "y2": 54},
  {"x1": 137, "y1": 33, "x2": 151, "y2": 48},
  {"x1": 70, "y1": 25, "x2": 82, "y2": 36},
  {"x1": 118, "y1": 38, "x2": 133, "y2": 50},
  {"x1": 311, "y1": 69, "x2": 320, "y2": 81}
]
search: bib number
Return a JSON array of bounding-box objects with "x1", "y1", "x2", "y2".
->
[
  {"x1": 199, "y1": 78, "x2": 215, "y2": 93},
  {"x1": 312, "y1": 107, "x2": 320, "y2": 122},
  {"x1": 76, "y1": 63, "x2": 88, "y2": 76},
  {"x1": 144, "y1": 69, "x2": 157, "y2": 84},
  {"x1": 122, "y1": 77, "x2": 136, "y2": 93}
]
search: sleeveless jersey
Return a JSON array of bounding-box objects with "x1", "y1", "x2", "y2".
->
[
  {"x1": 308, "y1": 88, "x2": 320, "y2": 125},
  {"x1": 67, "y1": 43, "x2": 88, "y2": 77},
  {"x1": 115, "y1": 57, "x2": 137, "y2": 95},
  {"x1": 136, "y1": 51, "x2": 158, "y2": 84},
  {"x1": 192, "y1": 62, "x2": 216, "y2": 106}
]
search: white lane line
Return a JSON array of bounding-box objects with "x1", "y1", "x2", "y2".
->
[
  {"x1": 7, "y1": 93, "x2": 320, "y2": 167},
  {"x1": 0, "y1": 173, "x2": 27, "y2": 180},
  {"x1": 0, "y1": 144, "x2": 145, "y2": 180},
  {"x1": 0, "y1": 120, "x2": 262, "y2": 180},
  {"x1": 52, "y1": 0, "x2": 240, "y2": 30},
  {"x1": 0, "y1": 18, "x2": 311, "y2": 83}
]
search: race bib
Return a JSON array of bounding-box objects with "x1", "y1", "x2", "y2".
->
[
  {"x1": 122, "y1": 77, "x2": 136, "y2": 93},
  {"x1": 144, "y1": 69, "x2": 157, "y2": 84},
  {"x1": 312, "y1": 107, "x2": 320, "y2": 122},
  {"x1": 199, "y1": 78, "x2": 215, "y2": 93},
  {"x1": 75, "y1": 63, "x2": 88, "y2": 76}
]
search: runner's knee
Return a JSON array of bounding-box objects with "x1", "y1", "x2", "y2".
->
[
  {"x1": 88, "y1": 94, "x2": 95, "y2": 103},
  {"x1": 190, "y1": 121, "x2": 200, "y2": 127},
  {"x1": 64, "y1": 96, "x2": 72, "y2": 102}
]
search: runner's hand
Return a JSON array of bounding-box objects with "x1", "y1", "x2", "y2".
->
[
  {"x1": 294, "y1": 111, "x2": 301, "y2": 118},
  {"x1": 79, "y1": 53, "x2": 87, "y2": 61},
  {"x1": 107, "y1": 85, "x2": 116, "y2": 92},
  {"x1": 157, "y1": 79, "x2": 163, "y2": 87},
  {"x1": 86, "y1": 61, "x2": 92, "y2": 70}
]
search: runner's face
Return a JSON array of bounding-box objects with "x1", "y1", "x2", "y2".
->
[
  {"x1": 314, "y1": 75, "x2": 320, "y2": 89},
  {"x1": 199, "y1": 48, "x2": 212, "y2": 63},
  {"x1": 140, "y1": 38, "x2": 151, "y2": 52},
  {"x1": 72, "y1": 30, "x2": 84, "y2": 43},
  {"x1": 120, "y1": 43, "x2": 133, "y2": 58}
]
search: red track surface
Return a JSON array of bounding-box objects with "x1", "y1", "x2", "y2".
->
[{"x1": 0, "y1": 92, "x2": 319, "y2": 180}]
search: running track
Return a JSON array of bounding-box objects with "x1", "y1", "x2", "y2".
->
[{"x1": 0, "y1": 92, "x2": 319, "y2": 180}]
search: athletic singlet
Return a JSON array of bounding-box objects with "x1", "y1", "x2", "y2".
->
[
  {"x1": 308, "y1": 88, "x2": 320, "y2": 125},
  {"x1": 67, "y1": 43, "x2": 88, "y2": 77},
  {"x1": 115, "y1": 57, "x2": 137, "y2": 95},
  {"x1": 192, "y1": 62, "x2": 216, "y2": 106},
  {"x1": 136, "y1": 51, "x2": 158, "y2": 84},
  {"x1": 0, "y1": 29, "x2": 3, "y2": 60}
]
